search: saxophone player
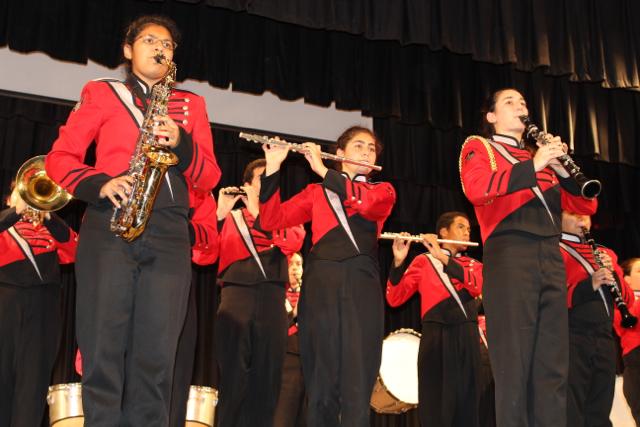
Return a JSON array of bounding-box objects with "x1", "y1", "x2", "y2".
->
[{"x1": 45, "y1": 15, "x2": 220, "y2": 426}]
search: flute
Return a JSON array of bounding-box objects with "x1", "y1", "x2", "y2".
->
[
  {"x1": 239, "y1": 132, "x2": 382, "y2": 172},
  {"x1": 379, "y1": 232, "x2": 479, "y2": 247}
]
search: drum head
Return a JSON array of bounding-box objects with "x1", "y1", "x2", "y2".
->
[{"x1": 378, "y1": 330, "x2": 420, "y2": 405}]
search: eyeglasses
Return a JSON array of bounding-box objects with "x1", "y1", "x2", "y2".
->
[{"x1": 135, "y1": 34, "x2": 177, "y2": 51}]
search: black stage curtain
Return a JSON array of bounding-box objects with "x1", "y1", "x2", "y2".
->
[
  {"x1": 180, "y1": 0, "x2": 640, "y2": 90},
  {"x1": 2, "y1": 1, "x2": 640, "y2": 127}
]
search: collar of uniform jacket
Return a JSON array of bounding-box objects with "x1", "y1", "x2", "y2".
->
[
  {"x1": 561, "y1": 232, "x2": 582, "y2": 243},
  {"x1": 339, "y1": 171, "x2": 368, "y2": 182},
  {"x1": 493, "y1": 133, "x2": 525, "y2": 149}
]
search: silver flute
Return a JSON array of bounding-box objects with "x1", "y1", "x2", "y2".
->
[
  {"x1": 239, "y1": 132, "x2": 382, "y2": 172},
  {"x1": 380, "y1": 232, "x2": 479, "y2": 247}
]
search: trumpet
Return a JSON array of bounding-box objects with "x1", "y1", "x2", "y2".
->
[
  {"x1": 15, "y1": 155, "x2": 72, "y2": 225},
  {"x1": 379, "y1": 232, "x2": 479, "y2": 247},
  {"x1": 519, "y1": 116, "x2": 601, "y2": 199},
  {"x1": 239, "y1": 132, "x2": 382, "y2": 172}
]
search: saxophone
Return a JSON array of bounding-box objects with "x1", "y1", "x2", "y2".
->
[{"x1": 110, "y1": 53, "x2": 179, "y2": 242}]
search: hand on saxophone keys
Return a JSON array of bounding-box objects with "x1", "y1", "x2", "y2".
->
[
  {"x1": 99, "y1": 176, "x2": 134, "y2": 208},
  {"x1": 152, "y1": 114, "x2": 180, "y2": 148}
]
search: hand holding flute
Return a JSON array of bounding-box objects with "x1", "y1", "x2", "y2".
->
[{"x1": 390, "y1": 232, "x2": 454, "y2": 267}]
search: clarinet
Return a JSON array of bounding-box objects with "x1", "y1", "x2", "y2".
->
[
  {"x1": 582, "y1": 227, "x2": 638, "y2": 328},
  {"x1": 519, "y1": 116, "x2": 601, "y2": 200}
]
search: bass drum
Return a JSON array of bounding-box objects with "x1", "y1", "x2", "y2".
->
[
  {"x1": 47, "y1": 383, "x2": 84, "y2": 426},
  {"x1": 185, "y1": 385, "x2": 218, "y2": 427},
  {"x1": 370, "y1": 328, "x2": 420, "y2": 414}
]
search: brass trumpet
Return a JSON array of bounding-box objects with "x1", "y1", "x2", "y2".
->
[
  {"x1": 239, "y1": 132, "x2": 382, "y2": 172},
  {"x1": 379, "y1": 232, "x2": 479, "y2": 247},
  {"x1": 15, "y1": 155, "x2": 72, "y2": 224}
]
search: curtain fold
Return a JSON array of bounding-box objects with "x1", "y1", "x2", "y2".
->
[
  {"x1": 2, "y1": 1, "x2": 640, "y2": 129},
  {"x1": 158, "y1": 0, "x2": 640, "y2": 89}
]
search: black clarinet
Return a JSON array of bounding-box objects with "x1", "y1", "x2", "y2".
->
[
  {"x1": 519, "y1": 116, "x2": 601, "y2": 200},
  {"x1": 582, "y1": 227, "x2": 638, "y2": 328}
]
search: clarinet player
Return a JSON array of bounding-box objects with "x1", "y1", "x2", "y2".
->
[
  {"x1": 559, "y1": 197, "x2": 635, "y2": 426},
  {"x1": 459, "y1": 88, "x2": 595, "y2": 427},
  {"x1": 45, "y1": 15, "x2": 220, "y2": 426}
]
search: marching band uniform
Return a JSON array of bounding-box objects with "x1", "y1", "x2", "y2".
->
[
  {"x1": 459, "y1": 133, "x2": 587, "y2": 426},
  {"x1": 386, "y1": 249, "x2": 483, "y2": 427},
  {"x1": 273, "y1": 282, "x2": 306, "y2": 427},
  {"x1": 215, "y1": 210, "x2": 304, "y2": 427},
  {"x1": 560, "y1": 231, "x2": 635, "y2": 426},
  {"x1": 259, "y1": 169, "x2": 396, "y2": 427},
  {"x1": 45, "y1": 75, "x2": 220, "y2": 426},
  {"x1": 0, "y1": 208, "x2": 77, "y2": 427}
]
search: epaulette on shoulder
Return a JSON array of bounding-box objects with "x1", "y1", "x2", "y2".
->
[{"x1": 458, "y1": 135, "x2": 497, "y2": 194}]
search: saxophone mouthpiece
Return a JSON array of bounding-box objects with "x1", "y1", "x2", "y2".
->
[{"x1": 153, "y1": 53, "x2": 166, "y2": 64}]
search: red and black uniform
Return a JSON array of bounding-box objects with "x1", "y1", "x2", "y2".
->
[
  {"x1": 215, "y1": 209, "x2": 304, "y2": 427},
  {"x1": 560, "y1": 232, "x2": 634, "y2": 427},
  {"x1": 614, "y1": 291, "x2": 640, "y2": 425},
  {"x1": 45, "y1": 74, "x2": 220, "y2": 426},
  {"x1": 259, "y1": 169, "x2": 396, "y2": 427},
  {"x1": 0, "y1": 208, "x2": 77, "y2": 427},
  {"x1": 459, "y1": 133, "x2": 588, "y2": 427},
  {"x1": 387, "y1": 250, "x2": 483, "y2": 427},
  {"x1": 273, "y1": 282, "x2": 307, "y2": 427}
]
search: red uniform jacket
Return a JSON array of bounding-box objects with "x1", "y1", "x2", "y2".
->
[
  {"x1": 45, "y1": 77, "x2": 220, "y2": 210},
  {"x1": 386, "y1": 250, "x2": 483, "y2": 323},
  {"x1": 0, "y1": 208, "x2": 77, "y2": 287},
  {"x1": 560, "y1": 232, "x2": 634, "y2": 332},
  {"x1": 614, "y1": 291, "x2": 640, "y2": 357},
  {"x1": 459, "y1": 134, "x2": 586, "y2": 242},
  {"x1": 189, "y1": 187, "x2": 219, "y2": 265},
  {"x1": 259, "y1": 169, "x2": 395, "y2": 260},
  {"x1": 217, "y1": 208, "x2": 305, "y2": 285}
]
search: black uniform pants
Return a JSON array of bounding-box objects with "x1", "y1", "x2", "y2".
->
[
  {"x1": 0, "y1": 284, "x2": 61, "y2": 427},
  {"x1": 215, "y1": 282, "x2": 287, "y2": 427},
  {"x1": 418, "y1": 320, "x2": 480, "y2": 427},
  {"x1": 273, "y1": 347, "x2": 307, "y2": 427},
  {"x1": 169, "y1": 278, "x2": 198, "y2": 427},
  {"x1": 75, "y1": 207, "x2": 191, "y2": 427},
  {"x1": 567, "y1": 330, "x2": 616, "y2": 427},
  {"x1": 298, "y1": 255, "x2": 384, "y2": 427},
  {"x1": 478, "y1": 341, "x2": 496, "y2": 427},
  {"x1": 483, "y1": 233, "x2": 568, "y2": 427},
  {"x1": 623, "y1": 349, "x2": 640, "y2": 425}
]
